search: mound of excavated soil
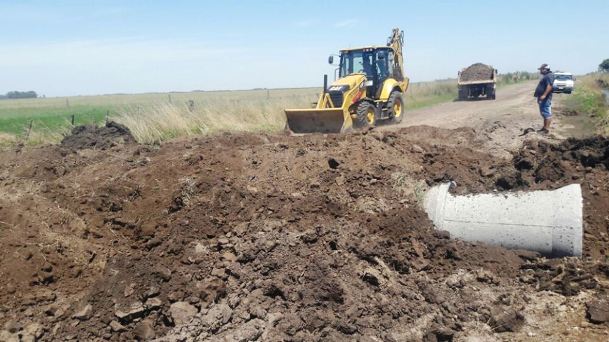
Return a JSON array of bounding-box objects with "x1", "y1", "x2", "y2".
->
[
  {"x1": 460, "y1": 63, "x2": 494, "y2": 82},
  {"x1": 60, "y1": 121, "x2": 136, "y2": 151},
  {"x1": 0, "y1": 128, "x2": 608, "y2": 341},
  {"x1": 506, "y1": 136, "x2": 609, "y2": 261}
]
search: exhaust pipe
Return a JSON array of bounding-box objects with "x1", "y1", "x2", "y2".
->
[
  {"x1": 323, "y1": 74, "x2": 328, "y2": 98},
  {"x1": 423, "y1": 183, "x2": 583, "y2": 257}
]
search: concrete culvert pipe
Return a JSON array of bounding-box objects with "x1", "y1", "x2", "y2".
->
[{"x1": 423, "y1": 183, "x2": 583, "y2": 257}]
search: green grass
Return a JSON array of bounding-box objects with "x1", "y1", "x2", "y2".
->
[
  {"x1": 0, "y1": 105, "x2": 109, "y2": 135},
  {"x1": 561, "y1": 73, "x2": 609, "y2": 133},
  {"x1": 405, "y1": 79, "x2": 456, "y2": 110},
  {"x1": 406, "y1": 93, "x2": 455, "y2": 110}
]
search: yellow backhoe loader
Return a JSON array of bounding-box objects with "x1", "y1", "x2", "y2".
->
[{"x1": 285, "y1": 28, "x2": 409, "y2": 133}]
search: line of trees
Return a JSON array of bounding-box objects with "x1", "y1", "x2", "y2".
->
[{"x1": 0, "y1": 91, "x2": 38, "y2": 99}]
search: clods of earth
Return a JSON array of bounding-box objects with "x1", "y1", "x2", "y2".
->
[{"x1": 0, "y1": 124, "x2": 608, "y2": 341}]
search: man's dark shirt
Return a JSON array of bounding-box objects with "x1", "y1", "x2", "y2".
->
[{"x1": 534, "y1": 73, "x2": 554, "y2": 101}]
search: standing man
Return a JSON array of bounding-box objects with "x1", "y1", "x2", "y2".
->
[{"x1": 534, "y1": 64, "x2": 555, "y2": 134}]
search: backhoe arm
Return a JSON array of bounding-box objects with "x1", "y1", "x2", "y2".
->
[{"x1": 387, "y1": 28, "x2": 405, "y2": 78}]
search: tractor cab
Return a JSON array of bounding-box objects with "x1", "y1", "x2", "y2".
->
[{"x1": 335, "y1": 47, "x2": 403, "y2": 97}]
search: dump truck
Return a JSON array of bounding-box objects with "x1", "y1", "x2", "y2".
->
[
  {"x1": 284, "y1": 28, "x2": 409, "y2": 133},
  {"x1": 457, "y1": 63, "x2": 497, "y2": 100}
]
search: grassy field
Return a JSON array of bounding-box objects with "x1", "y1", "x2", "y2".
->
[
  {"x1": 0, "y1": 89, "x2": 319, "y2": 145},
  {"x1": 0, "y1": 75, "x2": 533, "y2": 146},
  {"x1": 561, "y1": 73, "x2": 609, "y2": 134}
]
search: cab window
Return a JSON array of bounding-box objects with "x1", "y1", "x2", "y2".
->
[{"x1": 375, "y1": 50, "x2": 389, "y2": 80}]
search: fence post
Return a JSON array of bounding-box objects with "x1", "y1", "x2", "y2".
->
[
  {"x1": 66, "y1": 98, "x2": 70, "y2": 108},
  {"x1": 26, "y1": 120, "x2": 33, "y2": 141},
  {"x1": 105, "y1": 110, "x2": 110, "y2": 124},
  {"x1": 71, "y1": 114, "x2": 75, "y2": 126}
]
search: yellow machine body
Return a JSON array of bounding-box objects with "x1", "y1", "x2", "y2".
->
[
  {"x1": 379, "y1": 78, "x2": 409, "y2": 102},
  {"x1": 285, "y1": 28, "x2": 409, "y2": 134}
]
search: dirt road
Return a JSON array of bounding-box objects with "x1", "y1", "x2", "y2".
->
[
  {"x1": 400, "y1": 81, "x2": 539, "y2": 130},
  {"x1": 381, "y1": 81, "x2": 575, "y2": 158}
]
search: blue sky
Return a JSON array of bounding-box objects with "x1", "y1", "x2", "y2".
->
[{"x1": 1, "y1": 0, "x2": 608, "y2": 96}]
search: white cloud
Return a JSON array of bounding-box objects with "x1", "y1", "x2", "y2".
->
[{"x1": 334, "y1": 19, "x2": 358, "y2": 28}]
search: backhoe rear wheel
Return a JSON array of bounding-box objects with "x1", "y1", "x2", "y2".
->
[
  {"x1": 355, "y1": 101, "x2": 376, "y2": 128},
  {"x1": 387, "y1": 91, "x2": 404, "y2": 123}
]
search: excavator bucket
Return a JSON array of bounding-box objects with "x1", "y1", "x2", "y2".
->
[{"x1": 284, "y1": 108, "x2": 352, "y2": 134}]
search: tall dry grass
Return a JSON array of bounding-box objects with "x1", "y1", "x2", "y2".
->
[
  {"x1": 112, "y1": 92, "x2": 317, "y2": 144},
  {"x1": 0, "y1": 123, "x2": 68, "y2": 147},
  {"x1": 0, "y1": 132, "x2": 17, "y2": 146}
]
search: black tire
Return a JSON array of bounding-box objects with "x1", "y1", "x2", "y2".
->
[
  {"x1": 458, "y1": 88, "x2": 466, "y2": 101},
  {"x1": 355, "y1": 101, "x2": 376, "y2": 128},
  {"x1": 489, "y1": 86, "x2": 496, "y2": 100},
  {"x1": 387, "y1": 91, "x2": 405, "y2": 123}
]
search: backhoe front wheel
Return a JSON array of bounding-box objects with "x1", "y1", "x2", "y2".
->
[
  {"x1": 355, "y1": 101, "x2": 376, "y2": 128},
  {"x1": 387, "y1": 91, "x2": 404, "y2": 123}
]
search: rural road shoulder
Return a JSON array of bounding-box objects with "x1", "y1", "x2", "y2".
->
[
  {"x1": 381, "y1": 81, "x2": 570, "y2": 157},
  {"x1": 395, "y1": 81, "x2": 539, "y2": 130}
]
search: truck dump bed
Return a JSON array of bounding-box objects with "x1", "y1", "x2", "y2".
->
[
  {"x1": 457, "y1": 63, "x2": 497, "y2": 100},
  {"x1": 458, "y1": 63, "x2": 496, "y2": 84}
]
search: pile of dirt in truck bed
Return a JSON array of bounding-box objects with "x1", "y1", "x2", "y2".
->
[
  {"x1": 1, "y1": 127, "x2": 608, "y2": 341},
  {"x1": 460, "y1": 63, "x2": 494, "y2": 82},
  {"x1": 60, "y1": 121, "x2": 136, "y2": 151}
]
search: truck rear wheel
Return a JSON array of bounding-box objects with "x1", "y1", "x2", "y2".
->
[
  {"x1": 355, "y1": 101, "x2": 376, "y2": 128},
  {"x1": 387, "y1": 91, "x2": 404, "y2": 123},
  {"x1": 458, "y1": 88, "x2": 467, "y2": 101}
]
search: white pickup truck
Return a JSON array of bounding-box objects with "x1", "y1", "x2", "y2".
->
[{"x1": 553, "y1": 72, "x2": 575, "y2": 94}]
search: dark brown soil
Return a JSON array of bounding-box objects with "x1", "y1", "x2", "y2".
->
[
  {"x1": 60, "y1": 121, "x2": 136, "y2": 151},
  {"x1": 460, "y1": 63, "x2": 495, "y2": 82},
  {"x1": 0, "y1": 127, "x2": 608, "y2": 341},
  {"x1": 506, "y1": 137, "x2": 609, "y2": 260}
]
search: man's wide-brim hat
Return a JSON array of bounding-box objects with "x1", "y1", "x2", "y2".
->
[{"x1": 538, "y1": 63, "x2": 550, "y2": 70}]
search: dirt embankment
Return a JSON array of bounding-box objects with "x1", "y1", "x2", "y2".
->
[{"x1": 0, "y1": 125, "x2": 608, "y2": 341}]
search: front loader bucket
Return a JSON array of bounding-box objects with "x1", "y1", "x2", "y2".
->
[{"x1": 284, "y1": 108, "x2": 352, "y2": 134}]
